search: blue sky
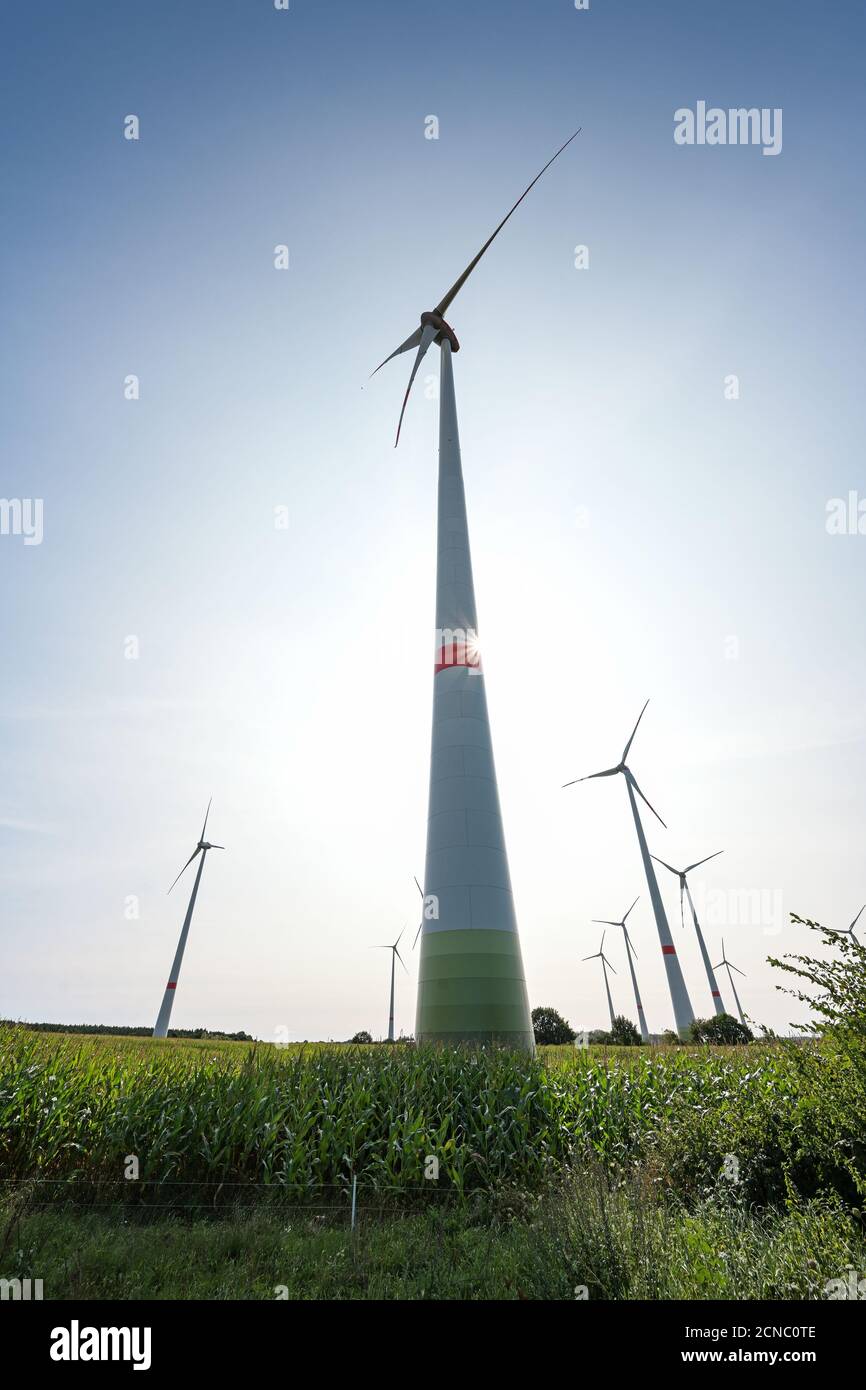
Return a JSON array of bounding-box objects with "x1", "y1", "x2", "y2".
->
[{"x1": 2, "y1": 0, "x2": 865, "y2": 1037}]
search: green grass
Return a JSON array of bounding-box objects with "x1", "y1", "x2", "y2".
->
[{"x1": 5, "y1": 1178, "x2": 863, "y2": 1300}]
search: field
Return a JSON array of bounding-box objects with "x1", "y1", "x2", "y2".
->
[{"x1": 2, "y1": 1010, "x2": 865, "y2": 1299}]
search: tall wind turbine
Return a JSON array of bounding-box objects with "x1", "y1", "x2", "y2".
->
[
  {"x1": 375, "y1": 927, "x2": 407, "y2": 1042},
  {"x1": 652, "y1": 851, "x2": 727, "y2": 1017},
  {"x1": 153, "y1": 800, "x2": 223, "y2": 1039},
  {"x1": 583, "y1": 931, "x2": 618, "y2": 1031},
  {"x1": 564, "y1": 701, "x2": 696, "y2": 1037},
  {"x1": 592, "y1": 896, "x2": 648, "y2": 1040},
  {"x1": 714, "y1": 939, "x2": 747, "y2": 1024},
  {"x1": 374, "y1": 130, "x2": 580, "y2": 1049}
]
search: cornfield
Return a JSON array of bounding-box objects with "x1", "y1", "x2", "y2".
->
[{"x1": 0, "y1": 1027, "x2": 796, "y2": 1209}]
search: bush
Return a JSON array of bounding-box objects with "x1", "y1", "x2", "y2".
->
[
  {"x1": 609, "y1": 1015, "x2": 642, "y2": 1046},
  {"x1": 531, "y1": 1007, "x2": 575, "y2": 1046},
  {"x1": 688, "y1": 1014, "x2": 753, "y2": 1045}
]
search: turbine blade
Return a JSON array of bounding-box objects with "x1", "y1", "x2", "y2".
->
[
  {"x1": 394, "y1": 323, "x2": 437, "y2": 446},
  {"x1": 591, "y1": 919, "x2": 621, "y2": 926},
  {"x1": 684, "y1": 850, "x2": 724, "y2": 874},
  {"x1": 412, "y1": 920, "x2": 423, "y2": 949},
  {"x1": 680, "y1": 880, "x2": 685, "y2": 931},
  {"x1": 650, "y1": 855, "x2": 678, "y2": 876},
  {"x1": 370, "y1": 327, "x2": 423, "y2": 377},
  {"x1": 167, "y1": 847, "x2": 201, "y2": 894},
  {"x1": 729, "y1": 962, "x2": 746, "y2": 977},
  {"x1": 621, "y1": 699, "x2": 650, "y2": 764},
  {"x1": 414, "y1": 876, "x2": 423, "y2": 897},
  {"x1": 582, "y1": 952, "x2": 600, "y2": 962},
  {"x1": 395, "y1": 947, "x2": 409, "y2": 974},
  {"x1": 395, "y1": 926, "x2": 407, "y2": 948},
  {"x1": 603, "y1": 957, "x2": 617, "y2": 974},
  {"x1": 622, "y1": 896, "x2": 640, "y2": 922},
  {"x1": 630, "y1": 775, "x2": 667, "y2": 829},
  {"x1": 199, "y1": 797, "x2": 212, "y2": 843},
  {"x1": 433, "y1": 129, "x2": 581, "y2": 318},
  {"x1": 624, "y1": 927, "x2": 638, "y2": 959},
  {"x1": 849, "y1": 904, "x2": 866, "y2": 932},
  {"x1": 562, "y1": 766, "x2": 620, "y2": 788}
]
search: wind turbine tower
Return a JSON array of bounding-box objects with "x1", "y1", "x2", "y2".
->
[
  {"x1": 564, "y1": 701, "x2": 696, "y2": 1037},
  {"x1": 652, "y1": 851, "x2": 727, "y2": 1017},
  {"x1": 583, "y1": 931, "x2": 618, "y2": 1031},
  {"x1": 374, "y1": 132, "x2": 581, "y2": 1048},
  {"x1": 153, "y1": 800, "x2": 223, "y2": 1039},
  {"x1": 592, "y1": 896, "x2": 648, "y2": 1040}
]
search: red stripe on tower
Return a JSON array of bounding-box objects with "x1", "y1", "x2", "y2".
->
[
  {"x1": 434, "y1": 632, "x2": 481, "y2": 675},
  {"x1": 662, "y1": 945, "x2": 676, "y2": 955},
  {"x1": 166, "y1": 982, "x2": 177, "y2": 989}
]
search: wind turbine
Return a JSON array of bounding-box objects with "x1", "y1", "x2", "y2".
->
[
  {"x1": 583, "y1": 931, "x2": 618, "y2": 1031},
  {"x1": 592, "y1": 896, "x2": 648, "y2": 1040},
  {"x1": 714, "y1": 939, "x2": 747, "y2": 1024},
  {"x1": 375, "y1": 131, "x2": 581, "y2": 1049},
  {"x1": 375, "y1": 927, "x2": 407, "y2": 1042},
  {"x1": 564, "y1": 701, "x2": 696, "y2": 1037},
  {"x1": 153, "y1": 800, "x2": 224, "y2": 1039},
  {"x1": 836, "y1": 905, "x2": 864, "y2": 945},
  {"x1": 652, "y1": 851, "x2": 727, "y2": 1017}
]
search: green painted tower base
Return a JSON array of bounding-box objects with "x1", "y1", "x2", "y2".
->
[{"x1": 416, "y1": 929, "x2": 533, "y2": 1047}]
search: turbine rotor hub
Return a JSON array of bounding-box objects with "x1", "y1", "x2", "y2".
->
[{"x1": 420, "y1": 310, "x2": 460, "y2": 353}]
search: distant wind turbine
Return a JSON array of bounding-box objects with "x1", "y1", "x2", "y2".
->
[
  {"x1": 652, "y1": 851, "x2": 726, "y2": 1017},
  {"x1": 592, "y1": 897, "x2": 648, "y2": 1040},
  {"x1": 836, "y1": 905, "x2": 864, "y2": 945},
  {"x1": 375, "y1": 927, "x2": 408, "y2": 1042},
  {"x1": 583, "y1": 930, "x2": 618, "y2": 1031},
  {"x1": 153, "y1": 800, "x2": 224, "y2": 1039},
  {"x1": 564, "y1": 701, "x2": 695, "y2": 1036},
  {"x1": 714, "y1": 939, "x2": 747, "y2": 1024}
]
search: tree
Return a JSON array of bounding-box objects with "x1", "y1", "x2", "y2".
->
[
  {"x1": 609, "y1": 1015, "x2": 642, "y2": 1046},
  {"x1": 689, "y1": 1013, "x2": 753, "y2": 1045},
  {"x1": 349, "y1": 1030, "x2": 373, "y2": 1044},
  {"x1": 531, "y1": 1006, "x2": 576, "y2": 1046}
]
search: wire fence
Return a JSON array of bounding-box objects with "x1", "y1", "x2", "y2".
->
[{"x1": 0, "y1": 1176, "x2": 490, "y2": 1228}]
